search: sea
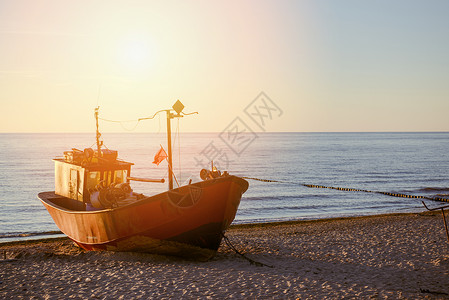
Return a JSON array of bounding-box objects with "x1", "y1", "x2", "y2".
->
[{"x1": 1, "y1": 132, "x2": 448, "y2": 243}]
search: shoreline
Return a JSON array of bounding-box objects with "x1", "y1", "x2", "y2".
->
[
  {"x1": 0, "y1": 209, "x2": 428, "y2": 246},
  {"x1": 1, "y1": 210, "x2": 449, "y2": 298}
]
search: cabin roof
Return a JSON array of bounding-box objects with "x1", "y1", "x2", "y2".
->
[{"x1": 53, "y1": 158, "x2": 133, "y2": 172}]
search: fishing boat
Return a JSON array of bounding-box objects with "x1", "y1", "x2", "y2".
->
[{"x1": 38, "y1": 101, "x2": 248, "y2": 259}]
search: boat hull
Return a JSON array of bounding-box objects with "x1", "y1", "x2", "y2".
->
[{"x1": 38, "y1": 176, "x2": 248, "y2": 258}]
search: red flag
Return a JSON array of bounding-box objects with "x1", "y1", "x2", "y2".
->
[{"x1": 153, "y1": 146, "x2": 168, "y2": 166}]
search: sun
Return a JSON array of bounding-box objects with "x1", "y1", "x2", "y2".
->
[{"x1": 117, "y1": 35, "x2": 156, "y2": 73}]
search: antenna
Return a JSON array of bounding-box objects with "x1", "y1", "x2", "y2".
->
[
  {"x1": 96, "y1": 83, "x2": 102, "y2": 107},
  {"x1": 94, "y1": 107, "x2": 102, "y2": 157}
]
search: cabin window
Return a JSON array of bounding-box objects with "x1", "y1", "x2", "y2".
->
[
  {"x1": 114, "y1": 170, "x2": 127, "y2": 184},
  {"x1": 104, "y1": 171, "x2": 110, "y2": 186},
  {"x1": 87, "y1": 171, "x2": 100, "y2": 189},
  {"x1": 69, "y1": 169, "x2": 79, "y2": 200}
]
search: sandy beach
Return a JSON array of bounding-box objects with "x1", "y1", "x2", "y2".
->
[{"x1": 1, "y1": 211, "x2": 449, "y2": 299}]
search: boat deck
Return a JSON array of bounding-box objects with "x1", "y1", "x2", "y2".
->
[{"x1": 38, "y1": 191, "x2": 144, "y2": 212}]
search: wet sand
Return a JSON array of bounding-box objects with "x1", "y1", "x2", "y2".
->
[{"x1": 1, "y1": 211, "x2": 449, "y2": 299}]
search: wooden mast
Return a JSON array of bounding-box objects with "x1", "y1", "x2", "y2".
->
[
  {"x1": 166, "y1": 109, "x2": 174, "y2": 190},
  {"x1": 136, "y1": 101, "x2": 189, "y2": 191},
  {"x1": 166, "y1": 100, "x2": 188, "y2": 190}
]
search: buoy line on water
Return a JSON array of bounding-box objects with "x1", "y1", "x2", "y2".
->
[{"x1": 241, "y1": 177, "x2": 449, "y2": 204}]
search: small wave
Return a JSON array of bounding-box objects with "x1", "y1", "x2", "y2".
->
[
  {"x1": 240, "y1": 205, "x2": 320, "y2": 213},
  {"x1": 0, "y1": 230, "x2": 62, "y2": 239},
  {"x1": 435, "y1": 194, "x2": 449, "y2": 198},
  {"x1": 239, "y1": 202, "x2": 355, "y2": 214},
  {"x1": 416, "y1": 187, "x2": 449, "y2": 193},
  {"x1": 243, "y1": 194, "x2": 330, "y2": 202}
]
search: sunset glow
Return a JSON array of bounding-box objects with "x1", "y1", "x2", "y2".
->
[{"x1": 0, "y1": 1, "x2": 448, "y2": 132}]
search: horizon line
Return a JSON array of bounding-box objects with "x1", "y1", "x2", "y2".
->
[{"x1": 1, "y1": 130, "x2": 448, "y2": 134}]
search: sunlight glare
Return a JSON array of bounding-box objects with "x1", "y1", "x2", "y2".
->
[{"x1": 117, "y1": 35, "x2": 156, "y2": 73}]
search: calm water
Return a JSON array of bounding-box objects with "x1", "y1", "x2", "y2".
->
[{"x1": 1, "y1": 132, "x2": 448, "y2": 242}]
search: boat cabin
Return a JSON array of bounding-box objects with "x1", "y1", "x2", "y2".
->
[{"x1": 54, "y1": 148, "x2": 133, "y2": 205}]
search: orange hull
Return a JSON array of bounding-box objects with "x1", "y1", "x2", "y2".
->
[{"x1": 38, "y1": 176, "x2": 248, "y2": 258}]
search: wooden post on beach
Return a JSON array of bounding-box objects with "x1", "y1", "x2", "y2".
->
[
  {"x1": 422, "y1": 201, "x2": 449, "y2": 246},
  {"x1": 441, "y1": 208, "x2": 449, "y2": 245}
]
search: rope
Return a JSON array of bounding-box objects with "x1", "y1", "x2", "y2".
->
[
  {"x1": 221, "y1": 233, "x2": 274, "y2": 268},
  {"x1": 242, "y1": 176, "x2": 282, "y2": 183},
  {"x1": 98, "y1": 109, "x2": 167, "y2": 132},
  {"x1": 99, "y1": 117, "x2": 141, "y2": 131},
  {"x1": 99, "y1": 117, "x2": 140, "y2": 124},
  {"x1": 242, "y1": 177, "x2": 449, "y2": 203}
]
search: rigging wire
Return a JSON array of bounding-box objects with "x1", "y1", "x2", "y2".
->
[
  {"x1": 169, "y1": 117, "x2": 181, "y2": 187},
  {"x1": 98, "y1": 117, "x2": 141, "y2": 131},
  {"x1": 98, "y1": 108, "x2": 169, "y2": 132},
  {"x1": 98, "y1": 109, "x2": 196, "y2": 132},
  {"x1": 138, "y1": 109, "x2": 167, "y2": 121},
  {"x1": 118, "y1": 121, "x2": 140, "y2": 132},
  {"x1": 157, "y1": 111, "x2": 162, "y2": 133},
  {"x1": 181, "y1": 111, "x2": 198, "y2": 116},
  {"x1": 96, "y1": 108, "x2": 193, "y2": 187}
]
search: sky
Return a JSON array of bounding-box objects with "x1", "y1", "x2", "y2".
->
[{"x1": 1, "y1": 0, "x2": 448, "y2": 133}]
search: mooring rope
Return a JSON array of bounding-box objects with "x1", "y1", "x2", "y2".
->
[
  {"x1": 221, "y1": 233, "x2": 274, "y2": 268},
  {"x1": 241, "y1": 177, "x2": 449, "y2": 203}
]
